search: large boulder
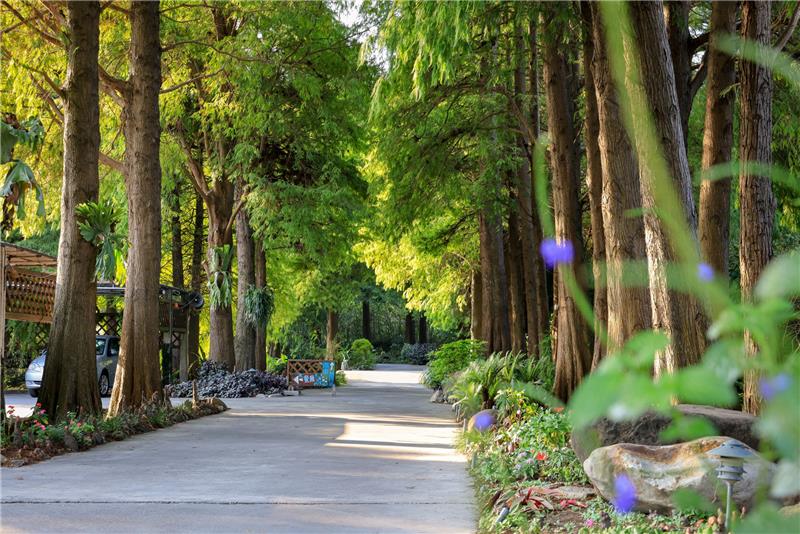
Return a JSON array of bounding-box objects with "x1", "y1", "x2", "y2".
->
[
  {"x1": 584, "y1": 437, "x2": 774, "y2": 513},
  {"x1": 571, "y1": 405, "x2": 759, "y2": 463}
]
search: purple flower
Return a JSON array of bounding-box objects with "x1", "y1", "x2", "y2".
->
[
  {"x1": 612, "y1": 474, "x2": 636, "y2": 514},
  {"x1": 540, "y1": 238, "x2": 574, "y2": 268},
  {"x1": 759, "y1": 373, "x2": 791, "y2": 401},
  {"x1": 697, "y1": 263, "x2": 714, "y2": 282}
]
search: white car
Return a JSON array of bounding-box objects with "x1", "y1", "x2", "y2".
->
[{"x1": 25, "y1": 335, "x2": 120, "y2": 397}]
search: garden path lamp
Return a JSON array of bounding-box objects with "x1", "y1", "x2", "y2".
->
[{"x1": 708, "y1": 439, "x2": 753, "y2": 532}]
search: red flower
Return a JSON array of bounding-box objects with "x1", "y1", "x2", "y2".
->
[
  {"x1": 552, "y1": 407, "x2": 564, "y2": 413},
  {"x1": 535, "y1": 451, "x2": 547, "y2": 462},
  {"x1": 36, "y1": 402, "x2": 42, "y2": 407}
]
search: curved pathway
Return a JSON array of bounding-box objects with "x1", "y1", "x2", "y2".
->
[{"x1": 1, "y1": 364, "x2": 475, "y2": 533}]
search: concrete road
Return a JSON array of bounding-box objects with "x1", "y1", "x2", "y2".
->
[{"x1": 0, "y1": 364, "x2": 476, "y2": 533}]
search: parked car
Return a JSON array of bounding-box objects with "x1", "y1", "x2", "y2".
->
[{"x1": 25, "y1": 335, "x2": 120, "y2": 398}]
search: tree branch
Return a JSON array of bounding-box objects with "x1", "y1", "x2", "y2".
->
[
  {"x1": 1, "y1": 1, "x2": 62, "y2": 48},
  {"x1": 224, "y1": 189, "x2": 248, "y2": 240},
  {"x1": 99, "y1": 152, "x2": 125, "y2": 175},
  {"x1": 775, "y1": 3, "x2": 800, "y2": 52},
  {"x1": 689, "y1": 51, "x2": 709, "y2": 104},
  {"x1": 161, "y1": 68, "x2": 223, "y2": 94}
]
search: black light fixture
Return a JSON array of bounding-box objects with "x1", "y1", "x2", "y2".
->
[{"x1": 708, "y1": 439, "x2": 753, "y2": 531}]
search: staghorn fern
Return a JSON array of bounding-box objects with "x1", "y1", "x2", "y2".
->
[
  {"x1": 75, "y1": 200, "x2": 122, "y2": 282},
  {"x1": 243, "y1": 285, "x2": 274, "y2": 327},
  {"x1": 208, "y1": 245, "x2": 234, "y2": 310}
]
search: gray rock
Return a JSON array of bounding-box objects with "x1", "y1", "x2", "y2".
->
[
  {"x1": 63, "y1": 432, "x2": 79, "y2": 452},
  {"x1": 572, "y1": 405, "x2": 759, "y2": 463},
  {"x1": 583, "y1": 437, "x2": 774, "y2": 513},
  {"x1": 429, "y1": 389, "x2": 445, "y2": 403}
]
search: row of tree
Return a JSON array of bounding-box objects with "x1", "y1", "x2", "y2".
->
[
  {"x1": 365, "y1": 0, "x2": 799, "y2": 411},
  {"x1": 2, "y1": 0, "x2": 372, "y2": 419}
]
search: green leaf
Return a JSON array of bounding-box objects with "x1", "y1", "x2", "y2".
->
[
  {"x1": 755, "y1": 252, "x2": 800, "y2": 301},
  {"x1": 660, "y1": 415, "x2": 718, "y2": 443},
  {"x1": 732, "y1": 503, "x2": 800, "y2": 533},
  {"x1": 672, "y1": 366, "x2": 737, "y2": 406},
  {"x1": 771, "y1": 460, "x2": 800, "y2": 498},
  {"x1": 671, "y1": 488, "x2": 717, "y2": 514}
]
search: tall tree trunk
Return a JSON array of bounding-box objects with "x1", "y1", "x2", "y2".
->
[
  {"x1": 418, "y1": 312, "x2": 428, "y2": 344},
  {"x1": 404, "y1": 312, "x2": 416, "y2": 344},
  {"x1": 206, "y1": 184, "x2": 235, "y2": 370},
  {"x1": 480, "y1": 211, "x2": 512, "y2": 353},
  {"x1": 187, "y1": 191, "x2": 204, "y2": 378},
  {"x1": 582, "y1": 4, "x2": 608, "y2": 369},
  {"x1": 590, "y1": 5, "x2": 652, "y2": 353},
  {"x1": 326, "y1": 309, "x2": 338, "y2": 359},
  {"x1": 513, "y1": 12, "x2": 546, "y2": 357},
  {"x1": 506, "y1": 210, "x2": 527, "y2": 354},
  {"x1": 665, "y1": 0, "x2": 692, "y2": 147},
  {"x1": 470, "y1": 270, "x2": 483, "y2": 341},
  {"x1": 109, "y1": 0, "x2": 162, "y2": 415},
  {"x1": 479, "y1": 215, "x2": 494, "y2": 349},
  {"x1": 698, "y1": 1, "x2": 738, "y2": 278},
  {"x1": 234, "y1": 180, "x2": 255, "y2": 371},
  {"x1": 254, "y1": 242, "x2": 267, "y2": 372},
  {"x1": 169, "y1": 180, "x2": 184, "y2": 375},
  {"x1": 739, "y1": 0, "x2": 774, "y2": 415},
  {"x1": 361, "y1": 299, "x2": 371, "y2": 341},
  {"x1": 39, "y1": 0, "x2": 102, "y2": 420},
  {"x1": 528, "y1": 17, "x2": 550, "y2": 351},
  {"x1": 543, "y1": 19, "x2": 591, "y2": 400},
  {"x1": 626, "y1": 1, "x2": 705, "y2": 376}
]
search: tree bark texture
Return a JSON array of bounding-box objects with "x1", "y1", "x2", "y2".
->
[
  {"x1": 187, "y1": 191, "x2": 204, "y2": 377},
  {"x1": 739, "y1": 0, "x2": 774, "y2": 415},
  {"x1": 326, "y1": 309, "x2": 338, "y2": 359},
  {"x1": 506, "y1": 210, "x2": 527, "y2": 354},
  {"x1": 626, "y1": 1, "x2": 705, "y2": 376},
  {"x1": 590, "y1": 4, "x2": 653, "y2": 354},
  {"x1": 665, "y1": 0, "x2": 692, "y2": 147},
  {"x1": 109, "y1": 0, "x2": 163, "y2": 415},
  {"x1": 470, "y1": 269, "x2": 483, "y2": 341},
  {"x1": 234, "y1": 180, "x2": 255, "y2": 371},
  {"x1": 480, "y1": 211, "x2": 512, "y2": 353},
  {"x1": 582, "y1": 4, "x2": 608, "y2": 370},
  {"x1": 515, "y1": 18, "x2": 548, "y2": 356},
  {"x1": 698, "y1": 1, "x2": 738, "y2": 278},
  {"x1": 39, "y1": 0, "x2": 102, "y2": 420},
  {"x1": 254, "y1": 242, "x2": 267, "y2": 372},
  {"x1": 542, "y1": 20, "x2": 591, "y2": 401},
  {"x1": 206, "y1": 181, "x2": 235, "y2": 370}
]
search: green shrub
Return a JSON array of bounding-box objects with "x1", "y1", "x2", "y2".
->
[
  {"x1": 265, "y1": 354, "x2": 287, "y2": 375},
  {"x1": 346, "y1": 338, "x2": 376, "y2": 369},
  {"x1": 423, "y1": 339, "x2": 485, "y2": 389},
  {"x1": 335, "y1": 370, "x2": 348, "y2": 386}
]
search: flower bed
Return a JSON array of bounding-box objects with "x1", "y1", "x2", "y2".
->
[{"x1": 1, "y1": 397, "x2": 226, "y2": 467}]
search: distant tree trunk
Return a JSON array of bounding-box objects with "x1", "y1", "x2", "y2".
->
[
  {"x1": 169, "y1": 180, "x2": 184, "y2": 375},
  {"x1": 698, "y1": 1, "x2": 738, "y2": 278},
  {"x1": 470, "y1": 270, "x2": 483, "y2": 340},
  {"x1": 528, "y1": 17, "x2": 551, "y2": 352},
  {"x1": 326, "y1": 309, "x2": 338, "y2": 359},
  {"x1": 186, "y1": 191, "x2": 204, "y2": 378},
  {"x1": 404, "y1": 312, "x2": 416, "y2": 344},
  {"x1": 39, "y1": 0, "x2": 102, "y2": 421},
  {"x1": 480, "y1": 211, "x2": 512, "y2": 353},
  {"x1": 254, "y1": 242, "x2": 267, "y2": 372},
  {"x1": 109, "y1": 0, "x2": 162, "y2": 415},
  {"x1": 514, "y1": 15, "x2": 546, "y2": 357},
  {"x1": 543, "y1": 18, "x2": 591, "y2": 400},
  {"x1": 582, "y1": 4, "x2": 608, "y2": 369},
  {"x1": 418, "y1": 313, "x2": 428, "y2": 344},
  {"x1": 361, "y1": 299, "x2": 371, "y2": 341},
  {"x1": 234, "y1": 180, "x2": 255, "y2": 371},
  {"x1": 506, "y1": 211, "x2": 527, "y2": 354},
  {"x1": 665, "y1": 0, "x2": 692, "y2": 147},
  {"x1": 626, "y1": 1, "x2": 705, "y2": 376},
  {"x1": 739, "y1": 0, "x2": 774, "y2": 415},
  {"x1": 590, "y1": 5, "x2": 652, "y2": 354}
]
